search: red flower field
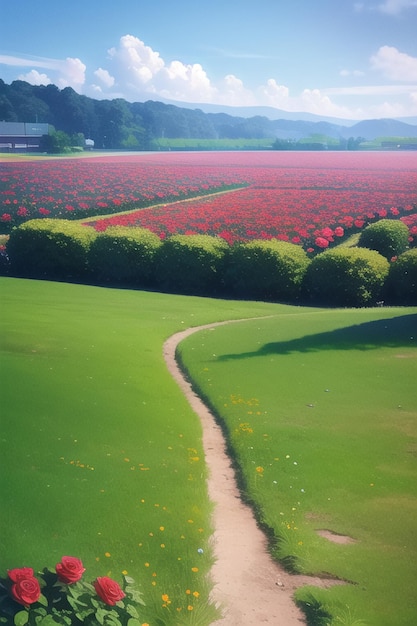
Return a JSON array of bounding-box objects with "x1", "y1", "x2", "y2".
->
[{"x1": 1, "y1": 151, "x2": 416, "y2": 252}]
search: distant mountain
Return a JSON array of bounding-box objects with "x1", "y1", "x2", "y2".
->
[
  {"x1": 163, "y1": 99, "x2": 358, "y2": 126},
  {"x1": 165, "y1": 99, "x2": 417, "y2": 128},
  {"x1": 345, "y1": 118, "x2": 417, "y2": 140},
  {"x1": 1, "y1": 79, "x2": 416, "y2": 149},
  {"x1": 203, "y1": 110, "x2": 417, "y2": 141}
]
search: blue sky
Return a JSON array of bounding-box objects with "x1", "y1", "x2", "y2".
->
[{"x1": 1, "y1": 0, "x2": 417, "y2": 120}]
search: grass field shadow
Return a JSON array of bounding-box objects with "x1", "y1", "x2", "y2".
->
[{"x1": 218, "y1": 313, "x2": 417, "y2": 359}]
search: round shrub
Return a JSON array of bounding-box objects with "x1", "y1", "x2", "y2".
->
[
  {"x1": 225, "y1": 239, "x2": 310, "y2": 301},
  {"x1": 303, "y1": 247, "x2": 389, "y2": 306},
  {"x1": 88, "y1": 226, "x2": 162, "y2": 286},
  {"x1": 7, "y1": 219, "x2": 97, "y2": 280},
  {"x1": 155, "y1": 234, "x2": 229, "y2": 295},
  {"x1": 358, "y1": 219, "x2": 409, "y2": 259},
  {"x1": 385, "y1": 248, "x2": 417, "y2": 305}
]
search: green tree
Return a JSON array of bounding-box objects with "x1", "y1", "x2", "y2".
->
[{"x1": 39, "y1": 129, "x2": 71, "y2": 153}]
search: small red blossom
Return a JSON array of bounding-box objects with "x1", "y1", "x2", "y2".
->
[
  {"x1": 56, "y1": 556, "x2": 85, "y2": 584},
  {"x1": 8, "y1": 570, "x2": 41, "y2": 606},
  {"x1": 8, "y1": 568, "x2": 34, "y2": 582},
  {"x1": 315, "y1": 236, "x2": 329, "y2": 249},
  {"x1": 94, "y1": 576, "x2": 126, "y2": 606}
]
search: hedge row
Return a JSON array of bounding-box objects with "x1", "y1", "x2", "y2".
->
[{"x1": 4, "y1": 219, "x2": 417, "y2": 306}]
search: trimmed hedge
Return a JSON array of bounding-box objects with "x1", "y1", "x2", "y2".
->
[
  {"x1": 5, "y1": 219, "x2": 413, "y2": 307},
  {"x1": 303, "y1": 247, "x2": 390, "y2": 306},
  {"x1": 6, "y1": 219, "x2": 97, "y2": 280},
  {"x1": 358, "y1": 219, "x2": 409, "y2": 259},
  {"x1": 88, "y1": 226, "x2": 162, "y2": 286},
  {"x1": 155, "y1": 234, "x2": 229, "y2": 295},
  {"x1": 225, "y1": 239, "x2": 310, "y2": 301},
  {"x1": 385, "y1": 248, "x2": 417, "y2": 305}
]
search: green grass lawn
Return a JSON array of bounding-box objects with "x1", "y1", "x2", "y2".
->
[
  {"x1": 177, "y1": 308, "x2": 417, "y2": 626},
  {"x1": 0, "y1": 277, "x2": 282, "y2": 624},
  {"x1": 2, "y1": 277, "x2": 416, "y2": 625}
]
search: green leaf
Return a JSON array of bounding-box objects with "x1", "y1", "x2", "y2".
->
[
  {"x1": 75, "y1": 609, "x2": 94, "y2": 622},
  {"x1": 38, "y1": 616, "x2": 62, "y2": 625},
  {"x1": 33, "y1": 607, "x2": 47, "y2": 617},
  {"x1": 37, "y1": 594, "x2": 49, "y2": 607},
  {"x1": 123, "y1": 576, "x2": 136, "y2": 585},
  {"x1": 103, "y1": 615, "x2": 122, "y2": 626},
  {"x1": 14, "y1": 611, "x2": 29, "y2": 626},
  {"x1": 125, "y1": 589, "x2": 145, "y2": 605},
  {"x1": 127, "y1": 620, "x2": 142, "y2": 626},
  {"x1": 126, "y1": 603, "x2": 139, "y2": 619},
  {"x1": 95, "y1": 607, "x2": 107, "y2": 625}
]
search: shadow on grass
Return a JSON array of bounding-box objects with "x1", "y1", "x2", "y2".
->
[{"x1": 218, "y1": 314, "x2": 417, "y2": 360}]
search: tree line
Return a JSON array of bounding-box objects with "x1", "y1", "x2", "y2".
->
[{"x1": 1, "y1": 79, "x2": 374, "y2": 151}]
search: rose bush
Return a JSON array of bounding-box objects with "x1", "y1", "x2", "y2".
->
[{"x1": 0, "y1": 557, "x2": 145, "y2": 625}]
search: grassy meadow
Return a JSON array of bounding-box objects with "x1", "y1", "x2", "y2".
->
[
  {"x1": 178, "y1": 308, "x2": 417, "y2": 625},
  {"x1": 0, "y1": 277, "x2": 281, "y2": 623},
  {"x1": 1, "y1": 276, "x2": 416, "y2": 625}
]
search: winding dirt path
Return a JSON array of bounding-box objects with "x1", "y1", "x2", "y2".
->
[{"x1": 163, "y1": 319, "x2": 343, "y2": 625}]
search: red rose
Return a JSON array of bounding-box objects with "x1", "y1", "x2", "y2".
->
[
  {"x1": 56, "y1": 556, "x2": 85, "y2": 583},
  {"x1": 11, "y1": 577, "x2": 41, "y2": 606},
  {"x1": 8, "y1": 567, "x2": 34, "y2": 582},
  {"x1": 94, "y1": 576, "x2": 125, "y2": 606},
  {"x1": 315, "y1": 236, "x2": 329, "y2": 249}
]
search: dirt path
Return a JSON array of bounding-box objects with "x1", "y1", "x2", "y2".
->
[{"x1": 163, "y1": 320, "x2": 342, "y2": 625}]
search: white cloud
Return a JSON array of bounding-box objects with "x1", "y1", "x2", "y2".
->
[
  {"x1": 17, "y1": 69, "x2": 51, "y2": 85},
  {"x1": 0, "y1": 54, "x2": 55, "y2": 69},
  {"x1": 94, "y1": 67, "x2": 115, "y2": 88},
  {"x1": 214, "y1": 74, "x2": 255, "y2": 105},
  {"x1": 0, "y1": 53, "x2": 86, "y2": 90},
  {"x1": 258, "y1": 79, "x2": 289, "y2": 106},
  {"x1": 298, "y1": 88, "x2": 358, "y2": 118},
  {"x1": 105, "y1": 35, "x2": 216, "y2": 103},
  {"x1": 159, "y1": 61, "x2": 215, "y2": 101},
  {"x1": 108, "y1": 34, "x2": 164, "y2": 87},
  {"x1": 56, "y1": 57, "x2": 86, "y2": 88},
  {"x1": 3, "y1": 36, "x2": 417, "y2": 120},
  {"x1": 371, "y1": 46, "x2": 417, "y2": 81},
  {"x1": 377, "y1": 0, "x2": 417, "y2": 14},
  {"x1": 91, "y1": 36, "x2": 417, "y2": 119}
]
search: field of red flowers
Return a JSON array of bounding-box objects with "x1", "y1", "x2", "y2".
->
[{"x1": 1, "y1": 151, "x2": 416, "y2": 252}]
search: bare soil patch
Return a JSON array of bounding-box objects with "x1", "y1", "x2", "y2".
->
[{"x1": 316, "y1": 530, "x2": 357, "y2": 545}]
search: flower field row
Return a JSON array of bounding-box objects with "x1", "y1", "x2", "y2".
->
[
  {"x1": 89, "y1": 184, "x2": 416, "y2": 249},
  {"x1": 1, "y1": 151, "x2": 416, "y2": 251},
  {"x1": 0, "y1": 154, "x2": 245, "y2": 229}
]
